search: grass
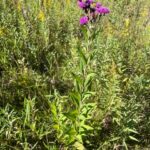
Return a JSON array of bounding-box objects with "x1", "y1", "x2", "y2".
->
[{"x1": 0, "y1": 0, "x2": 150, "y2": 149}]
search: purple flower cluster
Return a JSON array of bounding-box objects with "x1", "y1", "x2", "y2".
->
[
  {"x1": 78, "y1": 0, "x2": 93, "y2": 9},
  {"x1": 78, "y1": 0, "x2": 110, "y2": 25},
  {"x1": 80, "y1": 16, "x2": 89, "y2": 25}
]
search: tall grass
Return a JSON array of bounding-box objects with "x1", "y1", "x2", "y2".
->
[{"x1": 0, "y1": 0, "x2": 150, "y2": 149}]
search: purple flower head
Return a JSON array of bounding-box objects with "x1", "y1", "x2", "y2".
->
[
  {"x1": 80, "y1": 16, "x2": 89, "y2": 25},
  {"x1": 77, "y1": 0, "x2": 93, "y2": 10},
  {"x1": 84, "y1": 0, "x2": 93, "y2": 10},
  {"x1": 86, "y1": 0, "x2": 94, "y2": 4},
  {"x1": 77, "y1": 0, "x2": 86, "y2": 9},
  {"x1": 77, "y1": 1, "x2": 110, "y2": 24},
  {"x1": 96, "y1": 6, "x2": 110, "y2": 14}
]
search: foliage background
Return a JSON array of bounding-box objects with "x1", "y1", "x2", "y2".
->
[{"x1": 0, "y1": 0, "x2": 150, "y2": 149}]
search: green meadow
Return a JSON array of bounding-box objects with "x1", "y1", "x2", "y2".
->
[{"x1": 0, "y1": 0, "x2": 150, "y2": 149}]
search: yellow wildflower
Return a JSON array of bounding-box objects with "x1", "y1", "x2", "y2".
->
[
  {"x1": 17, "y1": 1, "x2": 22, "y2": 11},
  {"x1": 66, "y1": 0, "x2": 70, "y2": 6},
  {"x1": 38, "y1": 10, "x2": 45, "y2": 22},
  {"x1": 125, "y1": 18, "x2": 130, "y2": 28}
]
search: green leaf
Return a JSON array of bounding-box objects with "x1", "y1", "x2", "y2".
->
[
  {"x1": 81, "y1": 124, "x2": 93, "y2": 130},
  {"x1": 76, "y1": 135, "x2": 83, "y2": 143},
  {"x1": 24, "y1": 99, "x2": 31, "y2": 125},
  {"x1": 123, "y1": 139, "x2": 128, "y2": 150},
  {"x1": 109, "y1": 137, "x2": 120, "y2": 142},
  {"x1": 128, "y1": 128, "x2": 138, "y2": 134},
  {"x1": 129, "y1": 136, "x2": 139, "y2": 142},
  {"x1": 123, "y1": 128, "x2": 138, "y2": 134},
  {"x1": 74, "y1": 141, "x2": 85, "y2": 150},
  {"x1": 79, "y1": 60, "x2": 84, "y2": 74},
  {"x1": 53, "y1": 124, "x2": 59, "y2": 130},
  {"x1": 70, "y1": 92, "x2": 81, "y2": 107},
  {"x1": 30, "y1": 122, "x2": 36, "y2": 132},
  {"x1": 77, "y1": 48, "x2": 87, "y2": 66},
  {"x1": 51, "y1": 102, "x2": 57, "y2": 117},
  {"x1": 84, "y1": 73, "x2": 96, "y2": 88},
  {"x1": 71, "y1": 72, "x2": 82, "y2": 92},
  {"x1": 82, "y1": 92, "x2": 96, "y2": 101},
  {"x1": 63, "y1": 110, "x2": 79, "y2": 121}
]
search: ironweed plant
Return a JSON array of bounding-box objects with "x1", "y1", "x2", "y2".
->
[{"x1": 0, "y1": 0, "x2": 150, "y2": 149}]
